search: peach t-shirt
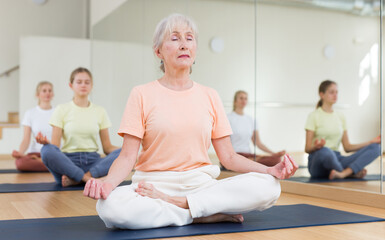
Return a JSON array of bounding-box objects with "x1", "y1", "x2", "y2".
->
[{"x1": 118, "y1": 80, "x2": 232, "y2": 172}]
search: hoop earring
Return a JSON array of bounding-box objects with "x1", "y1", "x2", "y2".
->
[{"x1": 160, "y1": 60, "x2": 163, "y2": 64}]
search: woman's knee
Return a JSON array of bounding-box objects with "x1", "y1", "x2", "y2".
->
[
  {"x1": 312, "y1": 147, "x2": 337, "y2": 166},
  {"x1": 96, "y1": 186, "x2": 138, "y2": 228},
  {"x1": 107, "y1": 148, "x2": 121, "y2": 160},
  {"x1": 97, "y1": 198, "x2": 124, "y2": 228},
  {"x1": 263, "y1": 174, "x2": 281, "y2": 203},
  {"x1": 247, "y1": 173, "x2": 281, "y2": 208},
  {"x1": 15, "y1": 156, "x2": 28, "y2": 171},
  {"x1": 40, "y1": 144, "x2": 59, "y2": 164},
  {"x1": 367, "y1": 143, "x2": 381, "y2": 154},
  {"x1": 316, "y1": 147, "x2": 335, "y2": 158}
]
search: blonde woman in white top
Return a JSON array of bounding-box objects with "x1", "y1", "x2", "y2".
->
[
  {"x1": 227, "y1": 90, "x2": 285, "y2": 167},
  {"x1": 12, "y1": 81, "x2": 54, "y2": 171}
]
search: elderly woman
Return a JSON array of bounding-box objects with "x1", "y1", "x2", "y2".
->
[
  {"x1": 84, "y1": 13, "x2": 298, "y2": 230},
  {"x1": 305, "y1": 80, "x2": 380, "y2": 179}
]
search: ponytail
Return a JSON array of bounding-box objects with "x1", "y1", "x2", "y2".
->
[{"x1": 316, "y1": 80, "x2": 336, "y2": 109}]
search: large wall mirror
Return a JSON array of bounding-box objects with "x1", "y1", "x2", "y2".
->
[
  {"x1": 91, "y1": 0, "x2": 384, "y2": 194},
  {"x1": 256, "y1": 0, "x2": 383, "y2": 194}
]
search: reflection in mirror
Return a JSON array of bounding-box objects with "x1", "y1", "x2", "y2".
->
[{"x1": 256, "y1": 0, "x2": 382, "y2": 193}]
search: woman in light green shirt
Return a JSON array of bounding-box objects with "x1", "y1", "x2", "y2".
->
[
  {"x1": 36, "y1": 67, "x2": 121, "y2": 187},
  {"x1": 305, "y1": 80, "x2": 380, "y2": 179}
]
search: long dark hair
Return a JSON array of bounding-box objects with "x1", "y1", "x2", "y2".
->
[{"x1": 316, "y1": 80, "x2": 336, "y2": 108}]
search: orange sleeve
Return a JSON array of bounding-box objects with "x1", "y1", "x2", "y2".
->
[
  {"x1": 118, "y1": 87, "x2": 145, "y2": 139},
  {"x1": 211, "y1": 90, "x2": 233, "y2": 139}
]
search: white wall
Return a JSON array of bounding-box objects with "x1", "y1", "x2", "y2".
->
[
  {"x1": 255, "y1": 4, "x2": 380, "y2": 153},
  {"x1": 90, "y1": 0, "x2": 381, "y2": 154},
  {"x1": 0, "y1": 72, "x2": 19, "y2": 121},
  {"x1": 19, "y1": 36, "x2": 91, "y2": 114},
  {"x1": 0, "y1": 0, "x2": 88, "y2": 125},
  {"x1": 91, "y1": 40, "x2": 157, "y2": 146},
  {"x1": 90, "y1": 0, "x2": 127, "y2": 26},
  {"x1": 0, "y1": 36, "x2": 90, "y2": 154}
]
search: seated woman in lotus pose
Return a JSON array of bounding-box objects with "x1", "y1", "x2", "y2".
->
[
  {"x1": 83, "y1": 13, "x2": 298, "y2": 230},
  {"x1": 36, "y1": 67, "x2": 121, "y2": 187},
  {"x1": 227, "y1": 90, "x2": 286, "y2": 167},
  {"x1": 305, "y1": 80, "x2": 380, "y2": 179},
  {"x1": 13, "y1": 81, "x2": 54, "y2": 172}
]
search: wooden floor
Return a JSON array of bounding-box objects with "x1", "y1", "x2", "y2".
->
[{"x1": 0, "y1": 156, "x2": 385, "y2": 239}]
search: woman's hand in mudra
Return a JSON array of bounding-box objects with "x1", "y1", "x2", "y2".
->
[
  {"x1": 313, "y1": 138, "x2": 326, "y2": 150},
  {"x1": 267, "y1": 154, "x2": 298, "y2": 179},
  {"x1": 35, "y1": 132, "x2": 50, "y2": 145},
  {"x1": 83, "y1": 178, "x2": 114, "y2": 200}
]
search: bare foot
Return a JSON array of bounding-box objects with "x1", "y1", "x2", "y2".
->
[
  {"x1": 352, "y1": 169, "x2": 367, "y2": 179},
  {"x1": 135, "y1": 182, "x2": 244, "y2": 224},
  {"x1": 61, "y1": 175, "x2": 81, "y2": 187},
  {"x1": 82, "y1": 172, "x2": 92, "y2": 182},
  {"x1": 329, "y1": 169, "x2": 341, "y2": 180},
  {"x1": 193, "y1": 213, "x2": 244, "y2": 224},
  {"x1": 135, "y1": 181, "x2": 189, "y2": 209},
  {"x1": 135, "y1": 181, "x2": 168, "y2": 200}
]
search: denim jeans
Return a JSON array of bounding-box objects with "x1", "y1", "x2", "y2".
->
[
  {"x1": 41, "y1": 144, "x2": 121, "y2": 184},
  {"x1": 308, "y1": 143, "x2": 380, "y2": 178}
]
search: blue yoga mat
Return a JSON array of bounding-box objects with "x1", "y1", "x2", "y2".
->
[
  {"x1": 0, "y1": 169, "x2": 47, "y2": 173},
  {"x1": 0, "y1": 180, "x2": 132, "y2": 193},
  {"x1": 0, "y1": 204, "x2": 383, "y2": 240},
  {"x1": 287, "y1": 174, "x2": 385, "y2": 183}
]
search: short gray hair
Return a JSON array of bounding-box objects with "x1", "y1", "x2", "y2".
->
[{"x1": 153, "y1": 13, "x2": 198, "y2": 73}]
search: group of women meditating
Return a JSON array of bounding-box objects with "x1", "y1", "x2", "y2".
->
[
  {"x1": 12, "y1": 13, "x2": 379, "y2": 229},
  {"x1": 228, "y1": 82, "x2": 380, "y2": 180}
]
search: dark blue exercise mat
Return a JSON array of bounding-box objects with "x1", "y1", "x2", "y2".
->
[
  {"x1": 0, "y1": 169, "x2": 48, "y2": 173},
  {"x1": 287, "y1": 174, "x2": 385, "y2": 183},
  {"x1": 0, "y1": 169, "x2": 22, "y2": 173},
  {"x1": 221, "y1": 165, "x2": 307, "y2": 171},
  {"x1": 0, "y1": 204, "x2": 383, "y2": 240},
  {"x1": 0, "y1": 180, "x2": 132, "y2": 193}
]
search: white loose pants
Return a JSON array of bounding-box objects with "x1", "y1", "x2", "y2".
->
[{"x1": 96, "y1": 165, "x2": 281, "y2": 229}]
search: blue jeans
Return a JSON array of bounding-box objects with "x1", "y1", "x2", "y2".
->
[
  {"x1": 308, "y1": 143, "x2": 380, "y2": 178},
  {"x1": 41, "y1": 144, "x2": 121, "y2": 184}
]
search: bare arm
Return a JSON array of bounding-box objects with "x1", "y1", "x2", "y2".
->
[
  {"x1": 84, "y1": 134, "x2": 141, "y2": 199},
  {"x1": 214, "y1": 136, "x2": 269, "y2": 173},
  {"x1": 341, "y1": 131, "x2": 379, "y2": 153},
  {"x1": 252, "y1": 130, "x2": 274, "y2": 154},
  {"x1": 212, "y1": 136, "x2": 298, "y2": 178},
  {"x1": 50, "y1": 126, "x2": 62, "y2": 147},
  {"x1": 18, "y1": 126, "x2": 32, "y2": 154},
  {"x1": 13, "y1": 126, "x2": 32, "y2": 158},
  {"x1": 305, "y1": 130, "x2": 325, "y2": 154},
  {"x1": 99, "y1": 128, "x2": 120, "y2": 155}
]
